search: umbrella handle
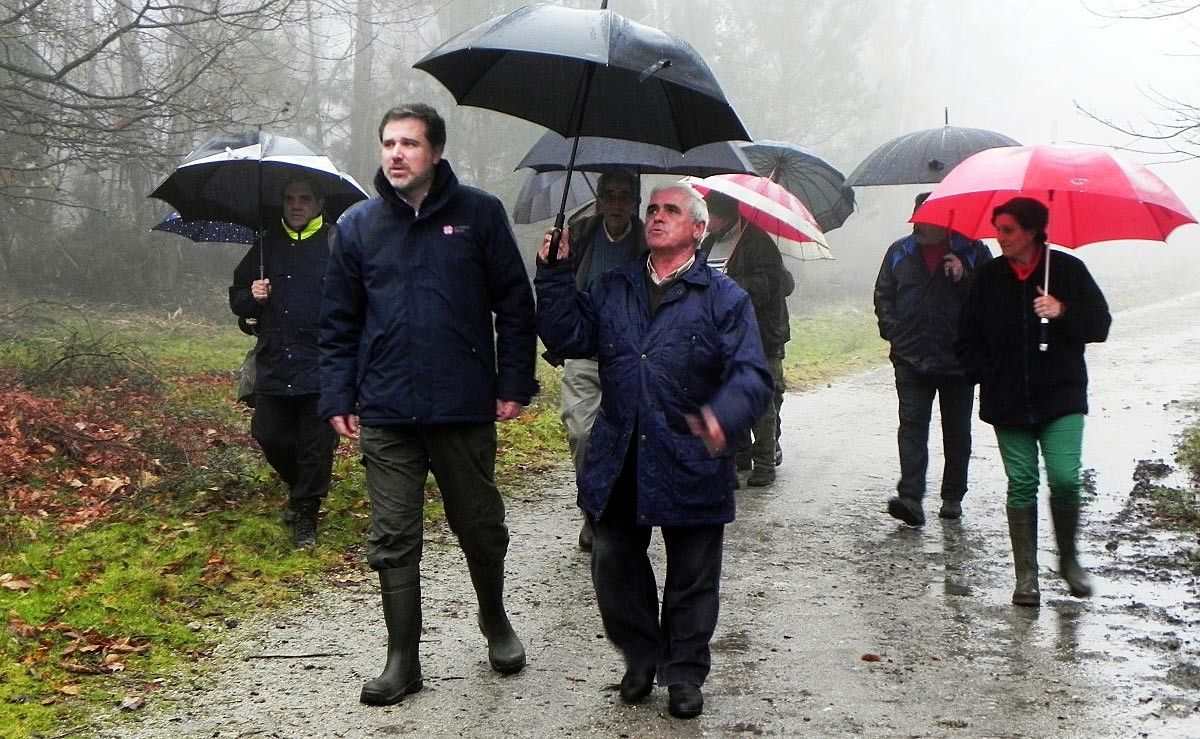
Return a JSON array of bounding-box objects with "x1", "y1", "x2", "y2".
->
[
  {"x1": 1039, "y1": 246, "x2": 1051, "y2": 352},
  {"x1": 547, "y1": 212, "x2": 565, "y2": 267}
]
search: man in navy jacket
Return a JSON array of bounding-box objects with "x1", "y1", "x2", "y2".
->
[
  {"x1": 873, "y1": 192, "x2": 992, "y2": 525},
  {"x1": 535, "y1": 183, "x2": 772, "y2": 720},
  {"x1": 319, "y1": 103, "x2": 538, "y2": 707}
]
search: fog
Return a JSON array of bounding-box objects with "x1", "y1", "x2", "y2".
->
[
  {"x1": 410, "y1": 0, "x2": 1200, "y2": 313},
  {"x1": 4, "y1": 0, "x2": 1199, "y2": 316}
]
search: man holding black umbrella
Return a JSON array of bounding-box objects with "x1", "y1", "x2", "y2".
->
[
  {"x1": 319, "y1": 103, "x2": 538, "y2": 707},
  {"x1": 555, "y1": 168, "x2": 645, "y2": 551},
  {"x1": 873, "y1": 192, "x2": 992, "y2": 526},
  {"x1": 229, "y1": 175, "x2": 339, "y2": 549},
  {"x1": 536, "y1": 183, "x2": 772, "y2": 719}
]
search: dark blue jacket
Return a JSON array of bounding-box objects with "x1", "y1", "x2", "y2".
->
[
  {"x1": 873, "y1": 233, "x2": 992, "y2": 375},
  {"x1": 318, "y1": 160, "x2": 538, "y2": 425},
  {"x1": 956, "y1": 247, "x2": 1110, "y2": 428},
  {"x1": 230, "y1": 222, "x2": 330, "y2": 396},
  {"x1": 536, "y1": 251, "x2": 773, "y2": 526}
]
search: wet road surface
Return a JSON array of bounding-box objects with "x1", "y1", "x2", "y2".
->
[{"x1": 99, "y1": 293, "x2": 1200, "y2": 738}]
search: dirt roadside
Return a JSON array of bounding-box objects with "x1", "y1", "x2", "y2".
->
[{"x1": 95, "y1": 293, "x2": 1200, "y2": 739}]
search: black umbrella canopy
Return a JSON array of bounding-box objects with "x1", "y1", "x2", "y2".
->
[
  {"x1": 516, "y1": 131, "x2": 753, "y2": 177},
  {"x1": 846, "y1": 125, "x2": 1021, "y2": 187},
  {"x1": 413, "y1": 4, "x2": 751, "y2": 152},
  {"x1": 149, "y1": 130, "x2": 369, "y2": 231},
  {"x1": 740, "y1": 140, "x2": 855, "y2": 232}
]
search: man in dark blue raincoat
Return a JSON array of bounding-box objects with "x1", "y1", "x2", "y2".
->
[{"x1": 535, "y1": 182, "x2": 772, "y2": 720}]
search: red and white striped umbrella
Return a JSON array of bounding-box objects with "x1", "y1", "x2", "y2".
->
[{"x1": 683, "y1": 173, "x2": 832, "y2": 260}]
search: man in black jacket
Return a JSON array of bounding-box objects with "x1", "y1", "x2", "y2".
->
[
  {"x1": 700, "y1": 191, "x2": 792, "y2": 487},
  {"x1": 873, "y1": 192, "x2": 992, "y2": 525},
  {"x1": 229, "y1": 175, "x2": 339, "y2": 548}
]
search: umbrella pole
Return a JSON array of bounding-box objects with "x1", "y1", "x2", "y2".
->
[
  {"x1": 1038, "y1": 246, "x2": 1050, "y2": 352},
  {"x1": 549, "y1": 65, "x2": 596, "y2": 267},
  {"x1": 257, "y1": 127, "x2": 265, "y2": 281}
]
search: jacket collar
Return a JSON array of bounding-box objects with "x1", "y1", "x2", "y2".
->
[
  {"x1": 374, "y1": 159, "x2": 458, "y2": 219},
  {"x1": 281, "y1": 214, "x2": 324, "y2": 241}
]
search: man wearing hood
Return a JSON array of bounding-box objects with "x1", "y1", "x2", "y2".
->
[
  {"x1": 874, "y1": 192, "x2": 992, "y2": 526},
  {"x1": 319, "y1": 103, "x2": 539, "y2": 706}
]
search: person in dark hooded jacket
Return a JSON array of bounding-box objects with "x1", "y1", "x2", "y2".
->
[
  {"x1": 874, "y1": 191, "x2": 992, "y2": 525},
  {"x1": 319, "y1": 103, "x2": 538, "y2": 707}
]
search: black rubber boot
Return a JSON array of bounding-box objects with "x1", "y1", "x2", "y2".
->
[
  {"x1": 467, "y1": 560, "x2": 526, "y2": 674},
  {"x1": 578, "y1": 515, "x2": 593, "y2": 552},
  {"x1": 291, "y1": 499, "x2": 320, "y2": 548},
  {"x1": 1051, "y1": 505, "x2": 1093, "y2": 597},
  {"x1": 1006, "y1": 506, "x2": 1041, "y2": 607},
  {"x1": 360, "y1": 566, "x2": 423, "y2": 706}
]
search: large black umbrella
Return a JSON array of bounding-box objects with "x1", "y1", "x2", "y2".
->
[
  {"x1": 149, "y1": 130, "x2": 369, "y2": 231},
  {"x1": 516, "y1": 131, "x2": 753, "y2": 177},
  {"x1": 512, "y1": 170, "x2": 599, "y2": 225},
  {"x1": 846, "y1": 119, "x2": 1020, "y2": 187},
  {"x1": 740, "y1": 140, "x2": 855, "y2": 232},
  {"x1": 414, "y1": 2, "x2": 750, "y2": 262}
]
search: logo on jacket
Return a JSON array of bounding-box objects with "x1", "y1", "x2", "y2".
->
[{"x1": 443, "y1": 224, "x2": 471, "y2": 236}]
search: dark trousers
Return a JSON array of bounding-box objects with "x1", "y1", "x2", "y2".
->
[
  {"x1": 893, "y1": 365, "x2": 974, "y2": 502},
  {"x1": 250, "y1": 393, "x2": 337, "y2": 506},
  {"x1": 590, "y1": 445, "x2": 725, "y2": 686},
  {"x1": 358, "y1": 424, "x2": 510, "y2": 572},
  {"x1": 737, "y1": 352, "x2": 784, "y2": 467}
]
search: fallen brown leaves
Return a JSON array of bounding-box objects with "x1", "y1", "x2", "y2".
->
[{"x1": 0, "y1": 371, "x2": 254, "y2": 529}]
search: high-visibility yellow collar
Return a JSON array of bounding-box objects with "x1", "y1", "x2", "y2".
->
[{"x1": 282, "y1": 214, "x2": 323, "y2": 241}]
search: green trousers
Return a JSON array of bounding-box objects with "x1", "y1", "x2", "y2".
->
[{"x1": 994, "y1": 414, "x2": 1085, "y2": 509}]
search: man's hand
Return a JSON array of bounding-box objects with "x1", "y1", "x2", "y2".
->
[
  {"x1": 686, "y1": 405, "x2": 727, "y2": 456},
  {"x1": 942, "y1": 253, "x2": 964, "y2": 282},
  {"x1": 251, "y1": 278, "x2": 271, "y2": 303},
  {"x1": 329, "y1": 413, "x2": 359, "y2": 439},
  {"x1": 537, "y1": 226, "x2": 571, "y2": 264},
  {"x1": 496, "y1": 399, "x2": 524, "y2": 422}
]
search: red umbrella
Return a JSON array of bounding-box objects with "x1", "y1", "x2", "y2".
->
[
  {"x1": 913, "y1": 144, "x2": 1197, "y2": 349},
  {"x1": 683, "y1": 173, "x2": 832, "y2": 261},
  {"x1": 911, "y1": 144, "x2": 1196, "y2": 247}
]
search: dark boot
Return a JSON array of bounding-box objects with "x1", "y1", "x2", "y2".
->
[
  {"x1": 360, "y1": 567, "x2": 423, "y2": 706},
  {"x1": 467, "y1": 560, "x2": 526, "y2": 674},
  {"x1": 291, "y1": 499, "x2": 320, "y2": 548},
  {"x1": 1051, "y1": 505, "x2": 1093, "y2": 597},
  {"x1": 578, "y1": 515, "x2": 593, "y2": 552},
  {"x1": 1006, "y1": 506, "x2": 1040, "y2": 607}
]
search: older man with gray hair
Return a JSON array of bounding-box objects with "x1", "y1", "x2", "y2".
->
[{"x1": 534, "y1": 182, "x2": 772, "y2": 720}]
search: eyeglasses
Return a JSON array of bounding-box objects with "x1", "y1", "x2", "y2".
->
[{"x1": 599, "y1": 191, "x2": 635, "y2": 203}]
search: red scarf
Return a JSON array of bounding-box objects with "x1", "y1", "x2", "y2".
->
[{"x1": 1007, "y1": 246, "x2": 1044, "y2": 282}]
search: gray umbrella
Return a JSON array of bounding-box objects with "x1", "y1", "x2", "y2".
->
[
  {"x1": 516, "y1": 131, "x2": 752, "y2": 177},
  {"x1": 513, "y1": 170, "x2": 599, "y2": 225},
  {"x1": 846, "y1": 123, "x2": 1020, "y2": 187},
  {"x1": 740, "y1": 140, "x2": 854, "y2": 232}
]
